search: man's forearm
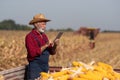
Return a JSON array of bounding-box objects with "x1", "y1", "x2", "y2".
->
[{"x1": 53, "y1": 44, "x2": 57, "y2": 50}]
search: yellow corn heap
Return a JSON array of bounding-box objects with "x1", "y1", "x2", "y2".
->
[
  {"x1": 39, "y1": 61, "x2": 120, "y2": 80},
  {"x1": 0, "y1": 75, "x2": 4, "y2": 80}
]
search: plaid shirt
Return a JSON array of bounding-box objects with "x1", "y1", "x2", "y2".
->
[{"x1": 25, "y1": 29, "x2": 53, "y2": 61}]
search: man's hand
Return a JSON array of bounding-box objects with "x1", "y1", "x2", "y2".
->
[
  {"x1": 50, "y1": 39, "x2": 59, "y2": 47},
  {"x1": 40, "y1": 39, "x2": 59, "y2": 54},
  {"x1": 51, "y1": 39, "x2": 59, "y2": 51},
  {"x1": 41, "y1": 41, "x2": 50, "y2": 52},
  {"x1": 53, "y1": 39, "x2": 59, "y2": 46}
]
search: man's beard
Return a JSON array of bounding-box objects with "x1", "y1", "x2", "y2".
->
[{"x1": 38, "y1": 28, "x2": 45, "y2": 33}]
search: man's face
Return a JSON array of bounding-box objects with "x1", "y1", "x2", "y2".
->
[{"x1": 35, "y1": 22, "x2": 47, "y2": 32}]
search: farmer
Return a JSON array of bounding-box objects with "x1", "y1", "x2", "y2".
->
[{"x1": 25, "y1": 13, "x2": 59, "y2": 80}]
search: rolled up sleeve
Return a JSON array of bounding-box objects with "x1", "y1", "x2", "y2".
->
[{"x1": 47, "y1": 43, "x2": 56, "y2": 55}]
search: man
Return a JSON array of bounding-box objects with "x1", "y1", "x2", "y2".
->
[{"x1": 25, "y1": 13, "x2": 58, "y2": 80}]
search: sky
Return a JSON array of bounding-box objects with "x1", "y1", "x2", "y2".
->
[{"x1": 0, "y1": 0, "x2": 120, "y2": 31}]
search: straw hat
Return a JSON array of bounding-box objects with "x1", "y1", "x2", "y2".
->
[{"x1": 29, "y1": 13, "x2": 51, "y2": 25}]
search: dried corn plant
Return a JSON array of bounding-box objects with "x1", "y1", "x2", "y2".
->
[{"x1": 0, "y1": 30, "x2": 120, "y2": 71}]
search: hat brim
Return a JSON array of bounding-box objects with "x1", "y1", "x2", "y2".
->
[{"x1": 29, "y1": 18, "x2": 51, "y2": 25}]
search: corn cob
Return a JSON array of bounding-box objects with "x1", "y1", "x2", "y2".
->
[{"x1": 39, "y1": 61, "x2": 120, "y2": 80}]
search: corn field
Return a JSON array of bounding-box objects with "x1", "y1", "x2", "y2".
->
[{"x1": 0, "y1": 30, "x2": 120, "y2": 71}]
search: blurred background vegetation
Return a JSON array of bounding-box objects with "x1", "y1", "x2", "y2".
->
[{"x1": 0, "y1": 19, "x2": 74, "y2": 32}]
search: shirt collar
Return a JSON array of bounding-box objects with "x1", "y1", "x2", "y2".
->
[
  {"x1": 32, "y1": 28, "x2": 40, "y2": 35},
  {"x1": 32, "y1": 28, "x2": 45, "y2": 35}
]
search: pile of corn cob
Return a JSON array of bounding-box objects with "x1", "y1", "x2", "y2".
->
[
  {"x1": 0, "y1": 75, "x2": 4, "y2": 80},
  {"x1": 39, "y1": 61, "x2": 120, "y2": 80}
]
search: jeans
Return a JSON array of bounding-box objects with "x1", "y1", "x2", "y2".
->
[{"x1": 26, "y1": 50, "x2": 49, "y2": 80}]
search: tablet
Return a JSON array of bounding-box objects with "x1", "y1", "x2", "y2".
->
[{"x1": 53, "y1": 32, "x2": 63, "y2": 42}]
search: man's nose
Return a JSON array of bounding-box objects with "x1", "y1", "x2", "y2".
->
[{"x1": 44, "y1": 25, "x2": 46, "y2": 28}]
